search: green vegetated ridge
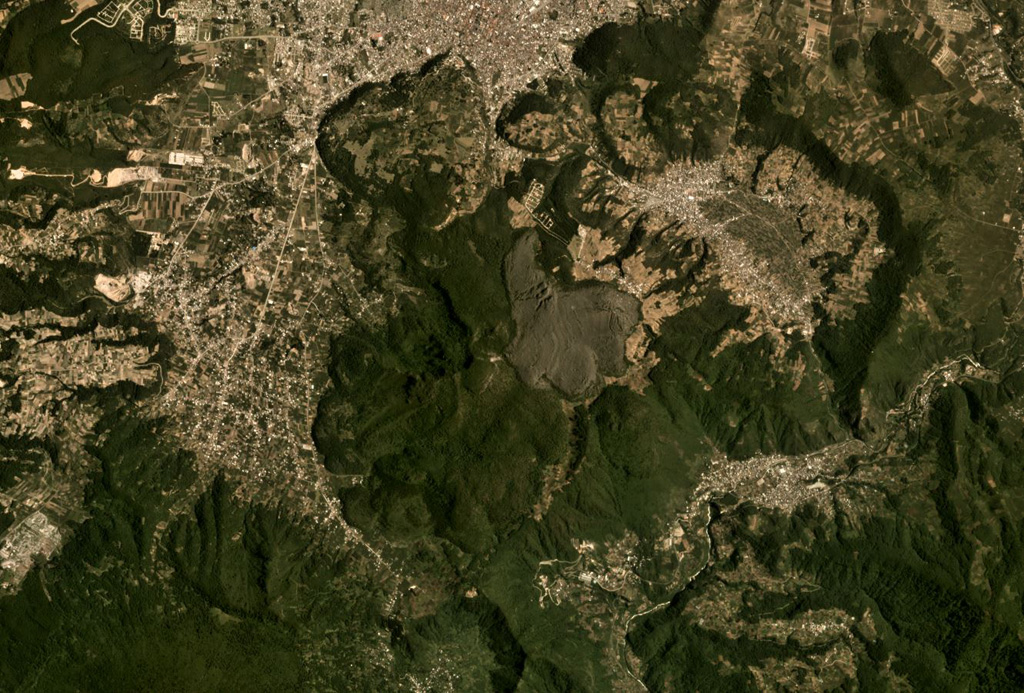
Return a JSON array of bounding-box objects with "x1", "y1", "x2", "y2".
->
[
  {"x1": 0, "y1": 413, "x2": 308, "y2": 692},
  {"x1": 630, "y1": 374, "x2": 1024, "y2": 691},
  {"x1": 0, "y1": 0, "x2": 183, "y2": 106},
  {"x1": 0, "y1": 0, "x2": 1021, "y2": 687},
  {"x1": 311, "y1": 1, "x2": 1024, "y2": 688}
]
